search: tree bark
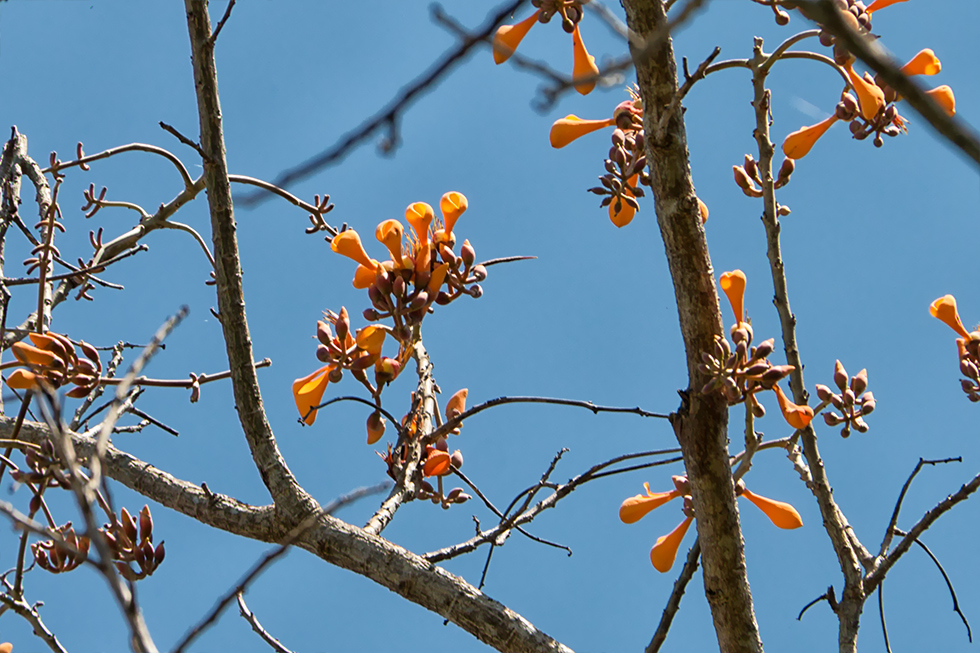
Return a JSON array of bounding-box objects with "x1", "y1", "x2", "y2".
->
[{"x1": 621, "y1": 1, "x2": 764, "y2": 651}]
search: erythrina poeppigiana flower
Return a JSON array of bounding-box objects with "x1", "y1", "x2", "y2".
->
[
  {"x1": 2, "y1": 332, "x2": 102, "y2": 398},
  {"x1": 620, "y1": 476, "x2": 802, "y2": 572},
  {"x1": 700, "y1": 270, "x2": 795, "y2": 416},
  {"x1": 930, "y1": 295, "x2": 980, "y2": 402},
  {"x1": 781, "y1": 38, "x2": 954, "y2": 159},
  {"x1": 492, "y1": 1, "x2": 599, "y2": 95}
]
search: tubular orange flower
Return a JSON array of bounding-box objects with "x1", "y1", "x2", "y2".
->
[
  {"x1": 901, "y1": 49, "x2": 941, "y2": 76},
  {"x1": 845, "y1": 63, "x2": 886, "y2": 120},
  {"x1": 375, "y1": 219, "x2": 405, "y2": 267},
  {"x1": 772, "y1": 384, "x2": 814, "y2": 430},
  {"x1": 11, "y1": 342, "x2": 60, "y2": 368},
  {"x1": 439, "y1": 191, "x2": 468, "y2": 237},
  {"x1": 331, "y1": 230, "x2": 378, "y2": 271},
  {"x1": 492, "y1": 10, "x2": 541, "y2": 65},
  {"x1": 352, "y1": 265, "x2": 377, "y2": 290},
  {"x1": 405, "y1": 202, "x2": 434, "y2": 248},
  {"x1": 925, "y1": 85, "x2": 956, "y2": 116},
  {"x1": 650, "y1": 516, "x2": 693, "y2": 573},
  {"x1": 292, "y1": 365, "x2": 335, "y2": 426},
  {"x1": 866, "y1": 0, "x2": 909, "y2": 12},
  {"x1": 423, "y1": 448, "x2": 453, "y2": 477},
  {"x1": 5, "y1": 369, "x2": 38, "y2": 390},
  {"x1": 740, "y1": 489, "x2": 803, "y2": 529},
  {"x1": 571, "y1": 23, "x2": 599, "y2": 95},
  {"x1": 719, "y1": 270, "x2": 747, "y2": 324},
  {"x1": 930, "y1": 295, "x2": 971, "y2": 339},
  {"x1": 619, "y1": 483, "x2": 681, "y2": 524},
  {"x1": 782, "y1": 115, "x2": 839, "y2": 160},
  {"x1": 549, "y1": 115, "x2": 616, "y2": 149}
]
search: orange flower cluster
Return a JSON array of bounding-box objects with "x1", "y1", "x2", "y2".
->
[
  {"x1": 293, "y1": 192, "x2": 485, "y2": 436},
  {"x1": 700, "y1": 270, "x2": 813, "y2": 430},
  {"x1": 780, "y1": 0, "x2": 954, "y2": 159},
  {"x1": 3, "y1": 332, "x2": 102, "y2": 397},
  {"x1": 930, "y1": 295, "x2": 980, "y2": 402},
  {"x1": 815, "y1": 360, "x2": 876, "y2": 436},
  {"x1": 620, "y1": 475, "x2": 802, "y2": 572},
  {"x1": 493, "y1": 1, "x2": 599, "y2": 95}
]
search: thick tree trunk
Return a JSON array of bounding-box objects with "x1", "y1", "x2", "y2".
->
[{"x1": 621, "y1": 1, "x2": 764, "y2": 651}]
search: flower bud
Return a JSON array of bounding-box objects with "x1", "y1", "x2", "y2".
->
[
  {"x1": 471, "y1": 265, "x2": 488, "y2": 282},
  {"x1": 469, "y1": 284, "x2": 483, "y2": 298},
  {"x1": 754, "y1": 338, "x2": 775, "y2": 359},
  {"x1": 823, "y1": 411, "x2": 843, "y2": 426},
  {"x1": 853, "y1": 417, "x2": 869, "y2": 433},
  {"x1": 850, "y1": 368, "x2": 868, "y2": 395},
  {"x1": 833, "y1": 360, "x2": 848, "y2": 391},
  {"x1": 860, "y1": 392, "x2": 876, "y2": 415},
  {"x1": 815, "y1": 384, "x2": 834, "y2": 402},
  {"x1": 392, "y1": 275, "x2": 406, "y2": 299},
  {"x1": 336, "y1": 308, "x2": 350, "y2": 342},
  {"x1": 672, "y1": 475, "x2": 690, "y2": 495},
  {"x1": 435, "y1": 437, "x2": 449, "y2": 452},
  {"x1": 317, "y1": 321, "x2": 333, "y2": 346},
  {"x1": 450, "y1": 450, "x2": 464, "y2": 469},
  {"x1": 367, "y1": 411, "x2": 386, "y2": 445},
  {"x1": 328, "y1": 367, "x2": 344, "y2": 383}
]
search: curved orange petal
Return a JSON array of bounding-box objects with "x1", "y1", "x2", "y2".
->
[
  {"x1": 375, "y1": 219, "x2": 405, "y2": 266},
  {"x1": 423, "y1": 449, "x2": 452, "y2": 477},
  {"x1": 427, "y1": 262, "x2": 450, "y2": 296},
  {"x1": 619, "y1": 484, "x2": 681, "y2": 524},
  {"x1": 741, "y1": 489, "x2": 803, "y2": 529},
  {"x1": 609, "y1": 197, "x2": 636, "y2": 228},
  {"x1": 782, "y1": 115, "x2": 839, "y2": 160},
  {"x1": 366, "y1": 413, "x2": 386, "y2": 445},
  {"x1": 772, "y1": 384, "x2": 814, "y2": 430},
  {"x1": 866, "y1": 0, "x2": 909, "y2": 12},
  {"x1": 5, "y1": 369, "x2": 38, "y2": 390},
  {"x1": 355, "y1": 325, "x2": 386, "y2": 355},
  {"x1": 331, "y1": 230, "x2": 377, "y2": 270},
  {"x1": 845, "y1": 63, "x2": 885, "y2": 120},
  {"x1": 292, "y1": 365, "x2": 333, "y2": 425},
  {"x1": 445, "y1": 388, "x2": 468, "y2": 420},
  {"x1": 930, "y1": 295, "x2": 970, "y2": 338},
  {"x1": 492, "y1": 11, "x2": 540, "y2": 64},
  {"x1": 439, "y1": 192, "x2": 468, "y2": 236},
  {"x1": 719, "y1": 270, "x2": 747, "y2": 324},
  {"x1": 650, "y1": 516, "x2": 693, "y2": 573},
  {"x1": 10, "y1": 342, "x2": 60, "y2": 367},
  {"x1": 925, "y1": 85, "x2": 956, "y2": 117},
  {"x1": 352, "y1": 264, "x2": 378, "y2": 289},
  {"x1": 549, "y1": 115, "x2": 615, "y2": 149},
  {"x1": 405, "y1": 202, "x2": 434, "y2": 248},
  {"x1": 572, "y1": 23, "x2": 599, "y2": 96},
  {"x1": 901, "y1": 49, "x2": 941, "y2": 76}
]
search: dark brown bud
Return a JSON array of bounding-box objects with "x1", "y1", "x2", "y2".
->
[
  {"x1": 316, "y1": 344, "x2": 331, "y2": 362},
  {"x1": 392, "y1": 275, "x2": 406, "y2": 299},
  {"x1": 754, "y1": 338, "x2": 775, "y2": 359},
  {"x1": 139, "y1": 506, "x2": 152, "y2": 541},
  {"x1": 336, "y1": 307, "x2": 351, "y2": 342},
  {"x1": 328, "y1": 367, "x2": 344, "y2": 383},
  {"x1": 316, "y1": 321, "x2": 333, "y2": 345},
  {"x1": 363, "y1": 308, "x2": 381, "y2": 322}
]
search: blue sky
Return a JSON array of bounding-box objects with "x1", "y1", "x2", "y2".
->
[{"x1": 0, "y1": 1, "x2": 978, "y2": 651}]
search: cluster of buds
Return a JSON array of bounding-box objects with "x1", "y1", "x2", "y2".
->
[
  {"x1": 101, "y1": 505, "x2": 165, "y2": 582},
  {"x1": 815, "y1": 360, "x2": 876, "y2": 437},
  {"x1": 295, "y1": 193, "x2": 485, "y2": 430},
  {"x1": 493, "y1": 1, "x2": 599, "y2": 95},
  {"x1": 10, "y1": 439, "x2": 69, "y2": 491},
  {"x1": 32, "y1": 522, "x2": 89, "y2": 574},
  {"x1": 733, "y1": 153, "x2": 794, "y2": 207},
  {"x1": 293, "y1": 308, "x2": 399, "y2": 427},
  {"x1": 3, "y1": 332, "x2": 102, "y2": 397},
  {"x1": 700, "y1": 332, "x2": 793, "y2": 414},
  {"x1": 700, "y1": 271, "x2": 794, "y2": 412},
  {"x1": 417, "y1": 438, "x2": 470, "y2": 509},
  {"x1": 779, "y1": 1, "x2": 955, "y2": 159},
  {"x1": 930, "y1": 295, "x2": 980, "y2": 403}
]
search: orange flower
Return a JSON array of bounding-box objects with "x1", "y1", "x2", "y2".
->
[
  {"x1": 292, "y1": 365, "x2": 335, "y2": 425},
  {"x1": 423, "y1": 446, "x2": 453, "y2": 477},
  {"x1": 571, "y1": 23, "x2": 599, "y2": 95},
  {"x1": 492, "y1": 11, "x2": 541, "y2": 65},
  {"x1": 619, "y1": 482, "x2": 683, "y2": 523},
  {"x1": 609, "y1": 174, "x2": 640, "y2": 228},
  {"x1": 930, "y1": 295, "x2": 971, "y2": 339},
  {"x1": 925, "y1": 85, "x2": 956, "y2": 117},
  {"x1": 375, "y1": 219, "x2": 406, "y2": 267},
  {"x1": 866, "y1": 0, "x2": 909, "y2": 12},
  {"x1": 845, "y1": 62, "x2": 886, "y2": 120},
  {"x1": 550, "y1": 116, "x2": 616, "y2": 149},
  {"x1": 405, "y1": 202, "x2": 434, "y2": 249},
  {"x1": 782, "y1": 115, "x2": 839, "y2": 160},
  {"x1": 719, "y1": 270, "x2": 747, "y2": 325},
  {"x1": 697, "y1": 197, "x2": 709, "y2": 224},
  {"x1": 5, "y1": 368, "x2": 39, "y2": 390},
  {"x1": 331, "y1": 229, "x2": 377, "y2": 270},
  {"x1": 650, "y1": 515, "x2": 693, "y2": 573},
  {"x1": 901, "y1": 49, "x2": 941, "y2": 76},
  {"x1": 436, "y1": 191, "x2": 468, "y2": 243},
  {"x1": 621, "y1": 476, "x2": 801, "y2": 572},
  {"x1": 772, "y1": 384, "x2": 814, "y2": 430},
  {"x1": 366, "y1": 411, "x2": 386, "y2": 445},
  {"x1": 739, "y1": 488, "x2": 803, "y2": 529}
]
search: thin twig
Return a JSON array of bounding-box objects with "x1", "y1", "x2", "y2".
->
[
  {"x1": 171, "y1": 483, "x2": 389, "y2": 653},
  {"x1": 235, "y1": 0, "x2": 525, "y2": 204},
  {"x1": 878, "y1": 584, "x2": 892, "y2": 653},
  {"x1": 899, "y1": 530, "x2": 973, "y2": 642},
  {"x1": 236, "y1": 591, "x2": 295, "y2": 653},
  {"x1": 878, "y1": 457, "x2": 961, "y2": 558}
]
